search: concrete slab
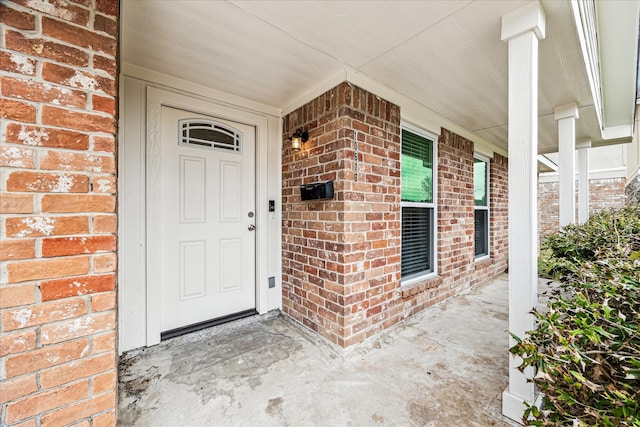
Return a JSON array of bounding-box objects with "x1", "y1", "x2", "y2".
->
[{"x1": 118, "y1": 274, "x2": 521, "y2": 426}]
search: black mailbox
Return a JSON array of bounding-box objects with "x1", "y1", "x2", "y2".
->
[{"x1": 300, "y1": 180, "x2": 334, "y2": 201}]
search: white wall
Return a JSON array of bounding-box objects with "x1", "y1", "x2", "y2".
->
[{"x1": 118, "y1": 68, "x2": 282, "y2": 353}]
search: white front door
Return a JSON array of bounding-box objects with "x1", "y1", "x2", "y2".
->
[{"x1": 158, "y1": 106, "x2": 256, "y2": 333}]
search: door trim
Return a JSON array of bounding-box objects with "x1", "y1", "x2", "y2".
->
[{"x1": 146, "y1": 86, "x2": 270, "y2": 346}]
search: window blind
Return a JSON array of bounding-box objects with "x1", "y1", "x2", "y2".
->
[{"x1": 401, "y1": 206, "x2": 432, "y2": 277}]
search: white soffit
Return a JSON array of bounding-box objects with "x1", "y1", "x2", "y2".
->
[
  {"x1": 228, "y1": 0, "x2": 473, "y2": 69},
  {"x1": 122, "y1": 1, "x2": 342, "y2": 108},
  {"x1": 121, "y1": 0, "x2": 636, "y2": 155},
  {"x1": 597, "y1": 0, "x2": 639, "y2": 137}
]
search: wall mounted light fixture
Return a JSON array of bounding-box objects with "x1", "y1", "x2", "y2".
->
[{"x1": 290, "y1": 129, "x2": 309, "y2": 152}]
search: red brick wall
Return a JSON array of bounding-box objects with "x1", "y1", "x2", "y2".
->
[
  {"x1": 436, "y1": 130, "x2": 475, "y2": 292},
  {"x1": 473, "y1": 153, "x2": 509, "y2": 285},
  {"x1": 538, "y1": 177, "x2": 627, "y2": 240},
  {"x1": 282, "y1": 86, "x2": 509, "y2": 348},
  {"x1": 282, "y1": 82, "x2": 403, "y2": 347},
  {"x1": 1, "y1": 1, "x2": 118, "y2": 425}
]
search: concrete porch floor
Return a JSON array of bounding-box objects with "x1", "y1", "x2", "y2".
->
[{"x1": 118, "y1": 274, "x2": 521, "y2": 426}]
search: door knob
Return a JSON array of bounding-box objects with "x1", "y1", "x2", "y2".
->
[{"x1": 248, "y1": 224, "x2": 256, "y2": 231}]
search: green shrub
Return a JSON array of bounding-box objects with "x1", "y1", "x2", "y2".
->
[{"x1": 511, "y1": 204, "x2": 640, "y2": 426}]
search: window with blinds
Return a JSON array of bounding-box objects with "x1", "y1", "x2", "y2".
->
[
  {"x1": 474, "y1": 158, "x2": 489, "y2": 258},
  {"x1": 401, "y1": 128, "x2": 435, "y2": 280}
]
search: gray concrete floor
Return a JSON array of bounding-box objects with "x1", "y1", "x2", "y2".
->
[{"x1": 118, "y1": 274, "x2": 521, "y2": 426}]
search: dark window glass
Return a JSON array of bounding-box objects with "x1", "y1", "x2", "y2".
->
[
  {"x1": 474, "y1": 210, "x2": 488, "y2": 257},
  {"x1": 401, "y1": 206, "x2": 433, "y2": 277}
]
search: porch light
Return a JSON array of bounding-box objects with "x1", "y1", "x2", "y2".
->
[{"x1": 290, "y1": 129, "x2": 308, "y2": 152}]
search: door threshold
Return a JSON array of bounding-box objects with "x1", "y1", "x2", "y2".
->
[{"x1": 161, "y1": 309, "x2": 258, "y2": 341}]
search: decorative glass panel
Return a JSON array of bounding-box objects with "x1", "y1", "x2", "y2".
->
[
  {"x1": 179, "y1": 119, "x2": 242, "y2": 152},
  {"x1": 474, "y1": 158, "x2": 487, "y2": 206},
  {"x1": 401, "y1": 130, "x2": 433, "y2": 203}
]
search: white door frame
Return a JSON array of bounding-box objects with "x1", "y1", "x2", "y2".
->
[{"x1": 145, "y1": 86, "x2": 270, "y2": 346}]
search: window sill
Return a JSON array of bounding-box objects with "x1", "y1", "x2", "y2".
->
[
  {"x1": 401, "y1": 275, "x2": 443, "y2": 299},
  {"x1": 475, "y1": 255, "x2": 491, "y2": 263},
  {"x1": 474, "y1": 256, "x2": 493, "y2": 269}
]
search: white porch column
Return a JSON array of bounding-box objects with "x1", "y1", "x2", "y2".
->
[
  {"x1": 501, "y1": 2, "x2": 546, "y2": 423},
  {"x1": 555, "y1": 103, "x2": 579, "y2": 227},
  {"x1": 577, "y1": 139, "x2": 591, "y2": 224}
]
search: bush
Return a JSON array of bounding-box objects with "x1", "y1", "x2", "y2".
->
[{"x1": 510, "y1": 204, "x2": 640, "y2": 426}]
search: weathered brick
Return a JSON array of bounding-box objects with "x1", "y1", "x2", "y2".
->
[
  {"x1": 11, "y1": 419, "x2": 38, "y2": 427},
  {"x1": 40, "y1": 353, "x2": 115, "y2": 389},
  {"x1": 92, "y1": 54, "x2": 116, "y2": 76},
  {"x1": 92, "y1": 370, "x2": 116, "y2": 394},
  {"x1": 92, "y1": 331, "x2": 116, "y2": 353},
  {"x1": 5, "y1": 216, "x2": 89, "y2": 238},
  {"x1": 6, "y1": 256, "x2": 90, "y2": 284},
  {"x1": 5, "y1": 123, "x2": 90, "y2": 150},
  {"x1": 0, "y1": 1, "x2": 120, "y2": 424},
  {"x1": 4, "y1": 338, "x2": 90, "y2": 378},
  {"x1": 40, "y1": 390, "x2": 115, "y2": 427},
  {"x1": 92, "y1": 94, "x2": 116, "y2": 115},
  {"x1": 91, "y1": 175, "x2": 116, "y2": 193},
  {"x1": 41, "y1": 194, "x2": 115, "y2": 213},
  {"x1": 0, "y1": 3, "x2": 36, "y2": 30},
  {"x1": 41, "y1": 106, "x2": 116, "y2": 133},
  {"x1": 0, "y1": 193, "x2": 33, "y2": 213},
  {"x1": 7, "y1": 171, "x2": 89, "y2": 193},
  {"x1": 42, "y1": 235, "x2": 116, "y2": 257},
  {"x1": 11, "y1": 0, "x2": 90, "y2": 25},
  {"x1": 0, "y1": 145, "x2": 35, "y2": 168},
  {"x1": 42, "y1": 62, "x2": 116, "y2": 96},
  {"x1": 0, "y1": 330, "x2": 37, "y2": 357},
  {"x1": 40, "y1": 150, "x2": 115, "y2": 174},
  {"x1": 0, "y1": 51, "x2": 37, "y2": 76},
  {"x1": 40, "y1": 312, "x2": 116, "y2": 344},
  {"x1": 5, "y1": 381, "x2": 89, "y2": 424},
  {"x1": 42, "y1": 17, "x2": 116, "y2": 56},
  {"x1": 2, "y1": 76, "x2": 86, "y2": 108},
  {"x1": 93, "y1": 253, "x2": 116, "y2": 272},
  {"x1": 2, "y1": 297, "x2": 87, "y2": 331},
  {"x1": 91, "y1": 291, "x2": 116, "y2": 311},
  {"x1": 0, "y1": 284, "x2": 36, "y2": 308},
  {"x1": 1, "y1": 98, "x2": 36, "y2": 122},
  {"x1": 40, "y1": 274, "x2": 115, "y2": 301},
  {"x1": 5, "y1": 30, "x2": 89, "y2": 67},
  {"x1": 92, "y1": 135, "x2": 115, "y2": 153},
  {"x1": 93, "y1": 215, "x2": 117, "y2": 233},
  {"x1": 92, "y1": 410, "x2": 116, "y2": 427},
  {"x1": 93, "y1": 14, "x2": 117, "y2": 37},
  {"x1": 0, "y1": 239, "x2": 35, "y2": 261},
  {"x1": 0, "y1": 375, "x2": 38, "y2": 405},
  {"x1": 95, "y1": 0, "x2": 118, "y2": 16}
]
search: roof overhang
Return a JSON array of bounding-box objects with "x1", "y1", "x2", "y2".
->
[{"x1": 572, "y1": 0, "x2": 640, "y2": 146}]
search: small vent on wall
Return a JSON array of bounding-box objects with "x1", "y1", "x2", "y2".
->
[{"x1": 179, "y1": 119, "x2": 242, "y2": 153}]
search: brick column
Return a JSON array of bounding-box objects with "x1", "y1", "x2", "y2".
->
[
  {"x1": 282, "y1": 82, "x2": 402, "y2": 347},
  {"x1": 1, "y1": 1, "x2": 119, "y2": 425},
  {"x1": 437, "y1": 129, "x2": 475, "y2": 292}
]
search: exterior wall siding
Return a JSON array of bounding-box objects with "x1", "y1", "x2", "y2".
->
[
  {"x1": 538, "y1": 177, "x2": 627, "y2": 239},
  {"x1": 0, "y1": 1, "x2": 118, "y2": 425},
  {"x1": 282, "y1": 84, "x2": 509, "y2": 348}
]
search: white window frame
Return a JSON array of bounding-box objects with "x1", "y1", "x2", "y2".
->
[
  {"x1": 473, "y1": 154, "x2": 490, "y2": 260},
  {"x1": 401, "y1": 123, "x2": 438, "y2": 285}
]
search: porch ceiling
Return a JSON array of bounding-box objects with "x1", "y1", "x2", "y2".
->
[{"x1": 121, "y1": 0, "x2": 635, "y2": 155}]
